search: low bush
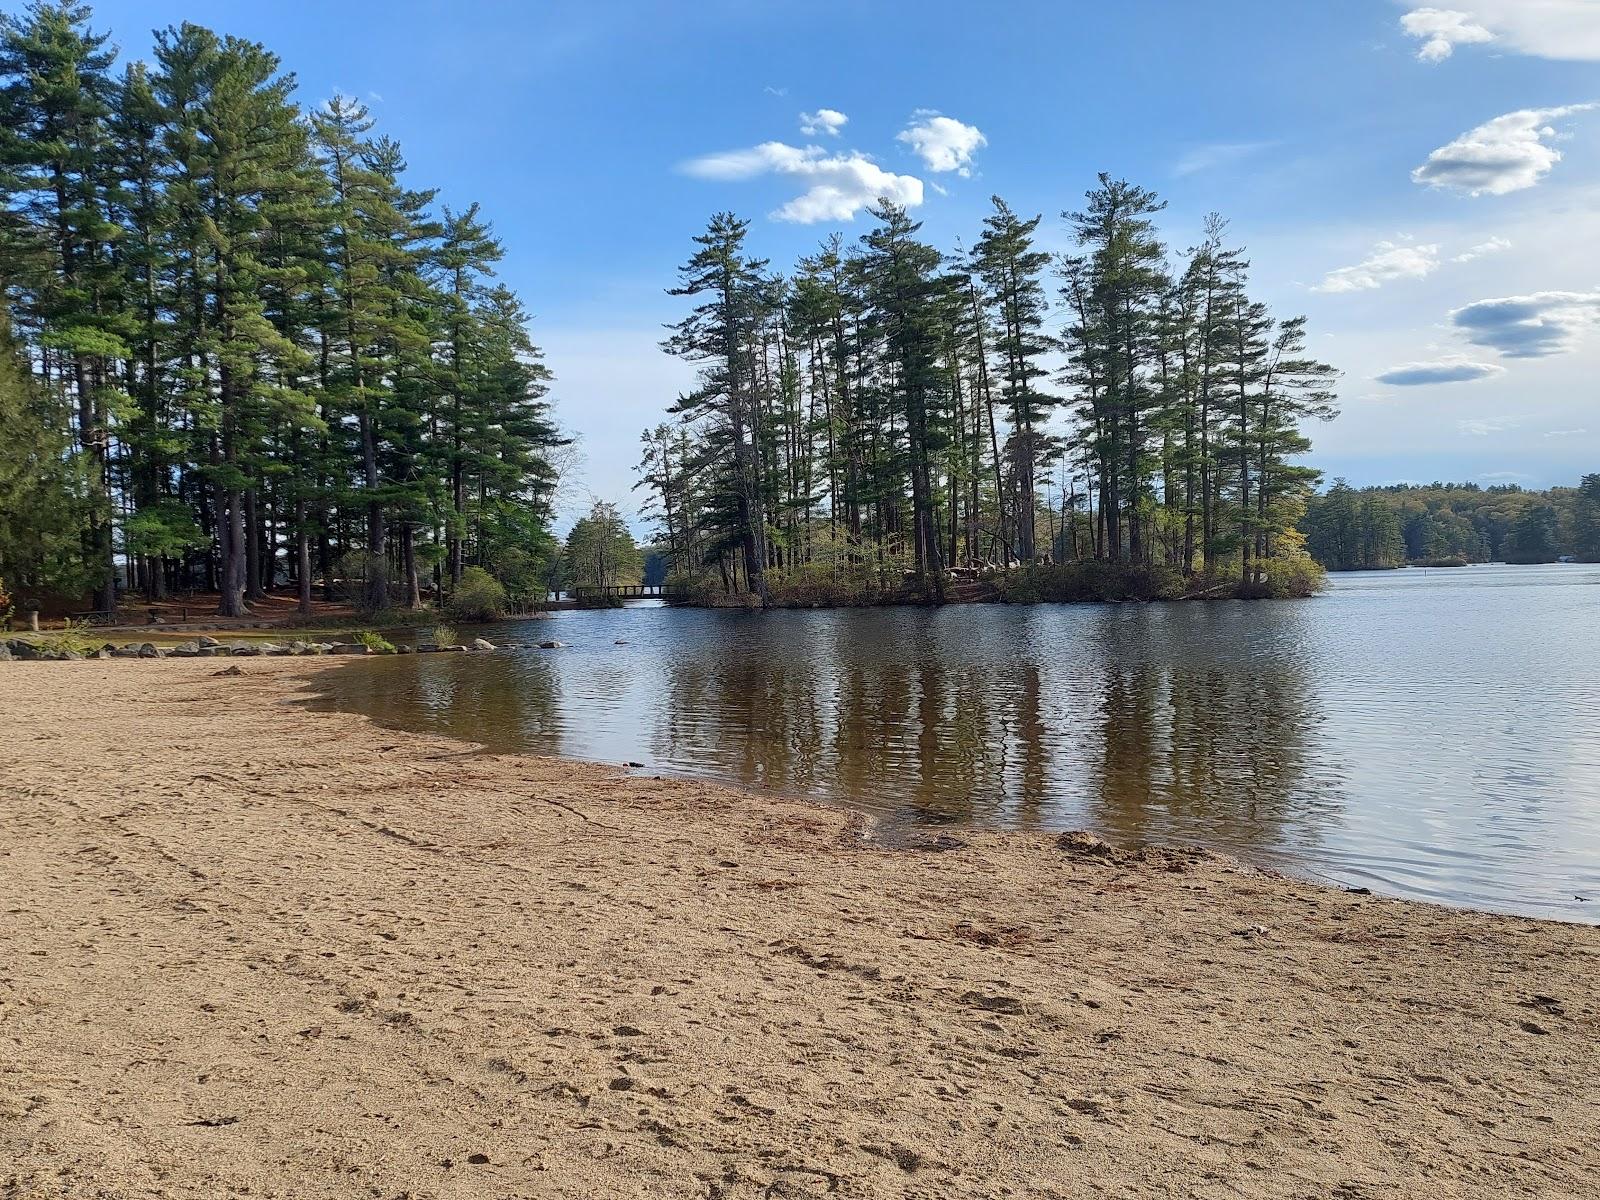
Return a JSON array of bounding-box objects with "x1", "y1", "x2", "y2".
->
[
  {"x1": 353, "y1": 629, "x2": 396, "y2": 654},
  {"x1": 446, "y1": 567, "x2": 507, "y2": 621},
  {"x1": 21, "y1": 618, "x2": 105, "y2": 657},
  {"x1": 1256, "y1": 554, "x2": 1327, "y2": 598},
  {"x1": 422, "y1": 622, "x2": 457, "y2": 647}
]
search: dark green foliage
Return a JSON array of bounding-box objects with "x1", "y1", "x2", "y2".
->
[
  {"x1": 646, "y1": 182, "x2": 1336, "y2": 605},
  {"x1": 564, "y1": 501, "x2": 642, "y2": 590},
  {"x1": 445, "y1": 565, "x2": 506, "y2": 621},
  {"x1": 0, "y1": 5, "x2": 564, "y2": 615},
  {"x1": 1302, "y1": 480, "x2": 1593, "y2": 568},
  {"x1": 1570, "y1": 474, "x2": 1600, "y2": 562},
  {"x1": 1503, "y1": 504, "x2": 1561, "y2": 565},
  {"x1": 0, "y1": 309, "x2": 92, "y2": 598}
]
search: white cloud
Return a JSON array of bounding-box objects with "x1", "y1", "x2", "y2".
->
[
  {"x1": 680, "y1": 141, "x2": 923, "y2": 223},
  {"x1": 798, "y1": 108, "x2": 848, "y2": 137},
  {"x1": 1412, "y1": 105, "x2": 1596, "y2": 196},
  {"x1": 1313, "y1": 240, "x2": 1440, "y2": 294},
  {"x1": 1376, "y1": 357, "x2": 1506, "y2": 385},
  {"x1": 896, "y1": 111, "x2": 986, "y2": 176},
  {"x1": 1172, "y1": 140, "x2": 1274, "y2": 177},
  {"x1": 1452, "y1": 236, "x2": 1512, "y2": 262},
  {"x1": 1401, "y1": 8, "x2": 1494, "y2": 62},
  {"x1": 1459, "y1": 417, "x2": 1519, "y2": 436},
  {"x1": 1397, "y1": 2, "x2": 1600, "y2": 62},
  {"x1": 1545, "y1": 428, "x2": 1589, "y2": 437},
  {"x1": 1451, "y1": 289, "x2": 1600, "y2": 357}
]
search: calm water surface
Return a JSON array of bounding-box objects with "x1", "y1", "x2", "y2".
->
[{"x1": 309, "y1": 564, "x2": 1600, "y2": 921}]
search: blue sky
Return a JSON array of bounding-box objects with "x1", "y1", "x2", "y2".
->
[{"x1": 87, "y1": 0, "x2": 1600, "y2": 525}]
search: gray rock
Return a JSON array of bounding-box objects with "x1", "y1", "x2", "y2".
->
[
  {"x1": 0, "y1": 644, "x2": 11, "y2": 661},
  {"x1": 137, "y1": 643, "x2": 159, "y2": 658},
  {"x1": 397, "y1": 644, "x2": 414, "y2": 654},
  {"x1": 472, "y1": 637, "x2": 496, "y2": 651},
  {"x1": 197, "y1": 635, "x2": 220, "y2": 648},
  {"x1": 94, "y1": 648, "x2": 112, "y2": 659},
  {"x1": 260, "y1": 642, "x2": 289, "y2": 656},
  {"x1": 112, "y1": 647, "x2": 140, "y2": 658},
  {"x1": 538, "y1": 640, "x2": 566, "y2": 650},
  {"x1": 329, "y1": 643, "x2": 370, "y2": 655},
  {"x1": 171, "y1": 641, "x2": 200, "y2": 657},
  {"x1": 229, "y1": 642, "x2": 260, "y2": 657}
]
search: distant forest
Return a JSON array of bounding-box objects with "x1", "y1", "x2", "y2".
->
[{"x1": 1302, "y1": 476, "x2": 1600, "y2": 570}]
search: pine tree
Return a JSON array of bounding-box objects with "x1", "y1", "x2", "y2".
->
[
  {"x1": 0, "y1": 1, "x2": 124, "y2": 609},
  {"x1": 663, "y1": 213, "x2": 772, "y2": 603},
  {"x1": 972, "y1": 196, "x2": 1054, "y2": 560}
]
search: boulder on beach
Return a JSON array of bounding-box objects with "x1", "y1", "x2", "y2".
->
[
  {"x1": 472, "y1": 637, "x2": 496, "y2": 651},
  {"x1": 198, "y1": 635, "x2": 220, "y2": 648},
  {"x1": 329, "y1": 643, "x2": 370, "y2": 655}
]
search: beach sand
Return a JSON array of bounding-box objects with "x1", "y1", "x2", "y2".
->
[{"x1": 1, "y1": 659, "x2": 1595, "y2": 1198}]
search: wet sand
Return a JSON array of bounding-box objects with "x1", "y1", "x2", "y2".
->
[{"x1": 1, "y1": 658, "x2": 1596, "y2": 1199}]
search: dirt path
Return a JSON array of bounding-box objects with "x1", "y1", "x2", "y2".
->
[{"x1": 1, "y1": 660, "x2": 1595, "y2": 1199}]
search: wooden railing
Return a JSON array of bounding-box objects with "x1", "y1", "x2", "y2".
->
[{"x1": 572, "y1": 583, "x2": 688, "y2": 602}]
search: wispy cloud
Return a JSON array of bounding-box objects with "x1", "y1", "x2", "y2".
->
[
  {"x1": 1452, "y1": 236, "x2": 1512, "y2": 262},
  {"x1": 1313, "y1": 239, "x2": 1439, "y2": 294},
  {"x1": 1459, "y1": 417, "x2": 1519, "y2": 436},
  {"x1": 1412, "y1": 105, "x2": 1597, "y2": 196},
  {"x1": 1172, "y1": 140, "x2": 1274, "y2": 177}
]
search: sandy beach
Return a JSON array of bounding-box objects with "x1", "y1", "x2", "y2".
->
[{"x1": 1, "y1": 658, "x2": 1596, "y2": 1199}]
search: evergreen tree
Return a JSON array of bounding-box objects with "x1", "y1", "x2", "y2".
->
[
  {"x1": 662, "y1": 212, "x2": 771, "y2": 602},
  {"x1": 1572, "y1": 473, "x2": 1600, "y2": 562},
  {"x1": 972, "y1": 196, "x2": 1053, "y2": 560}
]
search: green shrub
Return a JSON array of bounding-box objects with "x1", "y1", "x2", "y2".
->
[
  {"x1": 1257, "y1": 554, "x2": 1326, "y2": 599},
  {"x1": 423, "y1": 622, "x2": 457, "y2": 647},
  {"x1": 22, "y1": 618, "x2": 105, "y2": 657},
  {"x1": 446, "y1": 566, "x2": 507, "y2": 621},
  {"x1": 354, "y1": 629, "x2": 396, "y2": 654}
]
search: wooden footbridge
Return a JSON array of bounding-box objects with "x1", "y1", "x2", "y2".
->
[{"x1": 572, "y1": 583, "x2": 689, "y2": 604}]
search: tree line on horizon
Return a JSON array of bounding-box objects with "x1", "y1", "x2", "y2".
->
[
  {"x1": 638, "y1": 188, "x2": 1339, "y2": 603},
  {"x1": 0, "y1": 2, "x2": 566, "y2": 617},
  {"x1": 1302, "y1": 476, "x2": 1600, "y2": 569}
]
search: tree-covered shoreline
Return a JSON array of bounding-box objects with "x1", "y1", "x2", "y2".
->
[
  {"x1": 1302, "y1": 476, "x2": 1600, "y2": 570},
  {"x1": 0, "y1": 2, "x2": 565, "y2": 618},
  {"x1": 639, "y1": 187, "x2": 1338, "y2": 607}
]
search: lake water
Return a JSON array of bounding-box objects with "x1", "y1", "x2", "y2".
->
[{"x1": 308, "y1": 563, "x2": 1600, "y2": 922}]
